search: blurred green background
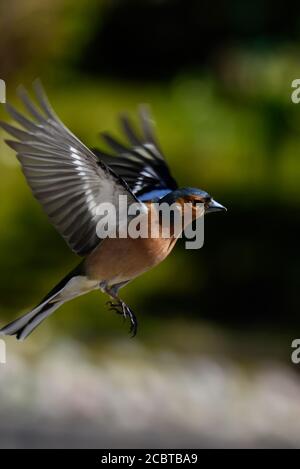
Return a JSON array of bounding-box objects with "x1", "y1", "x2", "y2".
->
[{"x1": 0, "y1": 0, "x2": 300, "y2": 448}]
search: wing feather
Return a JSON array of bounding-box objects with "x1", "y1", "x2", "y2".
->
[
  {"x1": 0, "y1": 81, "x2": 141, "y2": 256},
  {"x1": 95, "y1": 105, "x2": 178, "y2": 200}
]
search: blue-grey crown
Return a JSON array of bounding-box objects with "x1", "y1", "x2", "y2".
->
[{"x1": 159, "y1": 187, "x2": 210, "y2": 204}]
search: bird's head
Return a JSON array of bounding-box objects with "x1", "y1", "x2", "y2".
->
[{"x1": 160, "y1": 187, "x2": 226, "y2": 219}]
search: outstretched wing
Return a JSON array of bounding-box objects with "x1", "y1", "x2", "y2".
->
[
  {"x1": 94, "y1": 106, "x2": 178, "y2": 201},
  {"x1": 0, "y1": 81, "x2": 140, "y2": 256}
]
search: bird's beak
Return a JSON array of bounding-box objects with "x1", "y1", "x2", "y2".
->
[{"x1": 206, "y1": 198, "x2": 227, "y2": 214}]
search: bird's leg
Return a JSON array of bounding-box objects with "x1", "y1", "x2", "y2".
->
[
  {"x1": 103, "y1": 284, "x2": 138, "y2": 337},
  {"x1": 106, "y1": 299, "x2": 124, "y2": 316},
  {"x1": 107, "y1": 299, "x2": 138, "y2": 337}
]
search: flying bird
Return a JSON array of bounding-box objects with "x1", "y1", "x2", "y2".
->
[{"x1": 0, "y1": 82, "x2": 226, "y2": 340}]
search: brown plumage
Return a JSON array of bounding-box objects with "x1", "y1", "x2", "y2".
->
[{"x1": 85, "y1": 203, "x2": 177, "y2": 284}]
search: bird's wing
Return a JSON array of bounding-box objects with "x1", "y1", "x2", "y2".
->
[
  {"x1": 93, "y1": 106, "x2": 178, "y2": 201},
  {"x1": 0, "y1": 81, "x2": 142, "y2": 256}
]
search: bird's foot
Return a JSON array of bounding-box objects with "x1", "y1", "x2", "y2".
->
[
  {"x1": 106, "y1": 300, "x2": 138, "y2": 337},
  {"x1": 106, "y1": 300, "x2": 124, "y2": 316}
]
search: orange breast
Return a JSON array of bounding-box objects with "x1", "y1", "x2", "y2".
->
[
  {"x1": 85, "y1": 235, "x2": 177, "y2": 285},
  {"x1": 85, "y1": 202, "x2": 179, "y2": 285}
]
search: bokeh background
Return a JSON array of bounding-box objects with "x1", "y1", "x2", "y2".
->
[{"x1": 0, "y1": 0, "x2": 300, "y2": 448}]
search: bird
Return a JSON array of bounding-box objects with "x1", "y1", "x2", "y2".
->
[{"x1": 0, "y1": 81, "x2": 226, "y2": 340}]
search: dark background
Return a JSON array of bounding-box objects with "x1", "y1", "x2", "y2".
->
[{"x1": 0, "y1": 0, "x2": 300, "y2": 448}]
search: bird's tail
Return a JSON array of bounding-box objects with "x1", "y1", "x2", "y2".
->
[{"x1": 0, "y1": 263, "x2": 96, "y2": 341}]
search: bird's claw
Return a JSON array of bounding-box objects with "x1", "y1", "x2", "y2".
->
[
  {"x1": 124, "y1": 305, "x2": 137, "y2": 337},
  {"x1": 106, "y1": 300, "x2": 124, "y2": 316},
  {"x1": 106, "y1": 300, "x2": 138, "y2": 337}
]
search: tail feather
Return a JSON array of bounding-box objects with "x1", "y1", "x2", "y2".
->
[
  {"x1": 16, "y1": 301, "x2": 64, "y2": 341},
  {"x1": 0, "y1": 294, "x2": 55, "y2": 336},
  {"x1": 0, "y1": 262, "x2": 92, "y2": 341},
  {"x1": 0, "y1": 298, "x2": 63, "y2": 340}
]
